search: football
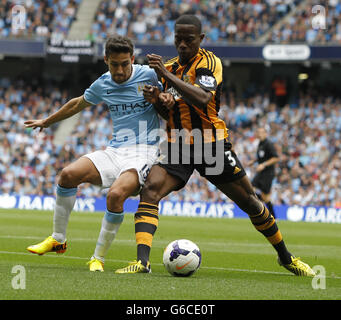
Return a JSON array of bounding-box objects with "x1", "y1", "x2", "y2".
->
[{"x1": 163, "y1": 239, "x2": 201, "y2": 277}]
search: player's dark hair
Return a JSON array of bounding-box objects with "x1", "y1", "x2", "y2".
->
[
  {"x1": 175, "y1": 14, "x2": 202, "y2": 34},
  {"x1": 105, "y1": 36, "x2": 134, "y2": 57}
]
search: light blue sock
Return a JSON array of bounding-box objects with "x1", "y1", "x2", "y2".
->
[
  {"x1": 52, "y1": 185, "x2": 77, "y2": 243},
  {"x1": 93, "y1": 210, "x2": 124, "y2": 262}
]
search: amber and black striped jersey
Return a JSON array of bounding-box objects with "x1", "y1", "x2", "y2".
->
[{"x1": 163, "y1": 48, "x2": 228, "y2": 144}]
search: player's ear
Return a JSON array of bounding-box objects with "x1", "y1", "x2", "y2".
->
[
  {"x1": 131, "y1": 55, "x2": 135, "y2": 64},
  {"x1": 199, "y1": 33, "x2": 205, "y2": 43},
  {"x1": 104, "y1": 55, "x2": 108, "y2": 65}
]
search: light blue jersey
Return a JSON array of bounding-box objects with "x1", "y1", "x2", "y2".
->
[{"x1": 84, "y1": 64, "x2": 162, "y2": 148}]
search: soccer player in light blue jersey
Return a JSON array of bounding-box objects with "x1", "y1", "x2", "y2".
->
[{"x1": 24, "y1": 36, "x2": 173, "y2": 272}]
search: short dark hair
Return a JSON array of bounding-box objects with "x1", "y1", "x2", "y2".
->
[
  {"x1": 175, "y1": 14, "x2": 202, "y2": 34},
  {"x1": 105, "y1": 35, "x2": 134, "y2": 57}
]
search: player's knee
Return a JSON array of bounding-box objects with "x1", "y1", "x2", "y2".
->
[
  {"x1": 58, "y1": 167, "x2": 79, "y2": 187},
  {"x1": 106, "y1": 188, "x2": 126, "y2": 209},
  {"x1": 140, "y1": 180, "x2": 162, "y2": 204},
  {"x1": 245, "y1": 193, "x2": 263, "y2": 216}
]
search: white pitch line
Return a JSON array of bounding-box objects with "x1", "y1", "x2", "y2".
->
[
  {"x1": 0, "y1": 250, "x2": 126, "y2": 263},
  {"x1": 0, "y1": 250, "x2": 288, "y2": 276},
  {"x1": 1, "y1": 235, "x2": 340, "y2": 251},
  {"x1": 1, "y1": 250, "x2": 340, "y2": 279}
]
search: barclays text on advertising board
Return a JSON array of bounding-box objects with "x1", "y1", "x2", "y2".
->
[{"x1": 0, "y1": 194, "x2": 340, "y2": 224}]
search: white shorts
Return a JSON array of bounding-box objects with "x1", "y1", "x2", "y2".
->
[{"x1": 83, "y1": 144, "x2": 159, "y2": 189}]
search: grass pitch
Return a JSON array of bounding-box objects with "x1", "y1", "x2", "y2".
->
[{"x1": 0, "y1": 208, "x2": 340, "y2": 300}]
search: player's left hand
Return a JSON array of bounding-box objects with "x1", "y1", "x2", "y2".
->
[
  {"x1": 143, "y1": 85, "x2": 161, "y2": 104},
  {"x1": 147, "y1": 54, "x2": 167, "y2": 77}
]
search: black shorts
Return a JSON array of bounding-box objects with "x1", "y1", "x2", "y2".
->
[
  {"x1": 252, "y1": 171, "x2": 275, "y2": 194},
  {"x1": 157, "y1": 140, "x2": 246, "y2": 191}
]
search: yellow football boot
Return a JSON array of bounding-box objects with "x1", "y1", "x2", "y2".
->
[
  {"x1": 115, "y1": 260, "x2": 151, "y2": 274},
  {"x1": 87, "y1": 258, "x2": 104, "y2": 272},
  {"x1": 26, "y1": 236, "x2": 67, "y2": 255},
  {"x1": 278, "y1": 256, "x2": 316, "y2": 277}
]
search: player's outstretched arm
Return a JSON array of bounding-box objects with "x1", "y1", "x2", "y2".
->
[
  {"x1": 256, "y1": 157, "x2": 279, "y2": 172},
  {"x1": 24, "y1": 95, "x2": 92, "y2": 131}
]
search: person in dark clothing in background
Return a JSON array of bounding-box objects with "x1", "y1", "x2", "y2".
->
[{"x1": 249, "y1": 127, "x2": 279, "y2": 218}]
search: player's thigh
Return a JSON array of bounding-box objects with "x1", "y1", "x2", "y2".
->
[
  {"x1": 215, "y1": 175, "x2": 263, "y2": 215},
  {"x1": 141, "y1": 164, "x2": 183, "y2": 204},
  {"x1": 59, "y1": 157, "x2": 102, "y2": 188}
]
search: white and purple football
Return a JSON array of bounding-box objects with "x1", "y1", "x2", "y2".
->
[{"x1": 163, "y1": 239, "x2": 201, "y2": 277}]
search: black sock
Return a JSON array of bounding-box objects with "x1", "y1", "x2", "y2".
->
[
  {"x1": 137, "y1": 244, "x2": 150, "y2": 267},
  {"x1": 274, "y1": 241, "x2": 292, "y2": 265},
  {"x1": 250, "y1": 205, "x2": 291, "y2": 265}
]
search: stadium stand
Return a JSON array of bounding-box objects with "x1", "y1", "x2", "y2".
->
[
  {"x1": 67, "y1": 0, "x2": 102, "y2": 40},
  {"x1": 1, "y1": 76, "x2": 340, "y2": 207},
  {"x1": 90, "y1": 0, "x2": 304, "y2": 44},
  {"x1": 2, "y1": 0, "x2": 340, "y2": 44},
  {"x1": 0, "y1": 0, "x2": 82, "y2": 39},
  {"x1": 0, "y1": 77, "x2": 75, "y2": 196},
  {"x1": 265, "y1": 0, "x2": 341, "y2": 44},
  {"x1": 87, "y1": 0, "x2": 341, "y2": 45}
]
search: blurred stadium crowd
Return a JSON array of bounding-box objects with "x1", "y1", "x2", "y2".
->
[
  {"x1": 0, "y1": 0, "x2": 81, "y2": 39},
  {"x1": 267, "y1": 0, "x2": 341, "y2": 44},
  {"x1": 0, "y1": 77, "x2": 340, "y2": 207},
  {"x1": 0, "y1": 78, "x2": 74, "y2": 196},
  {"x1": 1, "y1": 0, "x2": 341, "y2": 44},
  {"x1": 90, "y1": 0, "x2": 341, "y2": 44}
]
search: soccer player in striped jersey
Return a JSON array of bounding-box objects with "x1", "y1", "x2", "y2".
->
[
  {"x1": 115, "y1": 15, "x2": 315, "y2": 277},
  {"x1": 24, "y1": 36, "x2": 168, "y2": 272}
]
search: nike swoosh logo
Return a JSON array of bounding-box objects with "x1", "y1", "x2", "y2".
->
[{"x1": 175, "y1": 258, "x2": 193, "y2": 270}]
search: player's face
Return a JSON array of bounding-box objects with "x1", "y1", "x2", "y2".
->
[
  {"x1": 174, "y1": 24, "x2": 204, "y2": 64},
  {"x1": 105, "y1": 52, "x2": 134, "y2": 83}
]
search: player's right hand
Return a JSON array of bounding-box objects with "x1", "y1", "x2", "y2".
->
[
  {"x1": 24, "y1": 119, "x2": 49, "y2": 132},
  {"x1": 159, "y1": 93, "x2": 175, "y2": 110}
]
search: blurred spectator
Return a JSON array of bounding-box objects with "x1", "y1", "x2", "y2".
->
[{"x1": 271, "y1": 76, "x2": 288, "y2": 108}]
